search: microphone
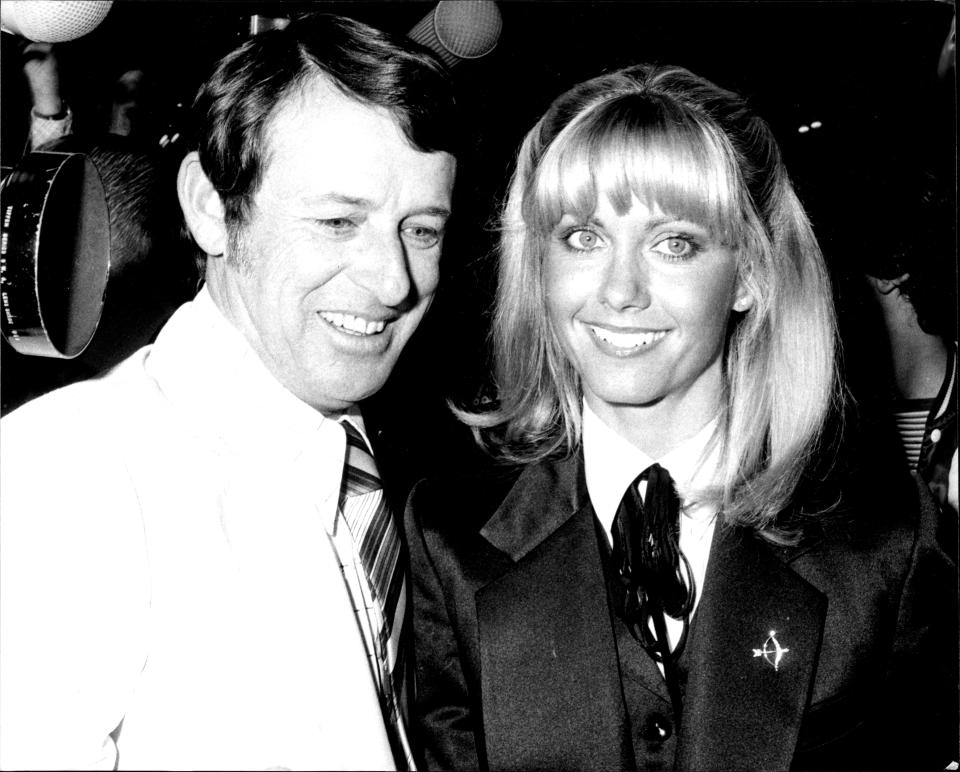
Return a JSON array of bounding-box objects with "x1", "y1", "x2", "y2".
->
[
  {"x1": 408, "y1": 0, "x2": 502, "y2": 67},
  {"x1": 0, "y1": 1, "x2": 113, "y2": 43},
  {"x1": 937, "y1": 14, "x2": 955, "y2": 80}
]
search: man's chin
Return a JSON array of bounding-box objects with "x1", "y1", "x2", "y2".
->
[{"x1": 299, "y1": 373, "x2": 392, "y2": 416}]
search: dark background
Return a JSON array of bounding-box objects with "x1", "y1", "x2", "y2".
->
[{"x1": 1, "y1": 1, "x2": 956, "y2": 486}]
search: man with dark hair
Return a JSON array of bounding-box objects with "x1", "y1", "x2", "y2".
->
[{"x1": 0, "y1": 14, "x2": 457, "y2": 769}]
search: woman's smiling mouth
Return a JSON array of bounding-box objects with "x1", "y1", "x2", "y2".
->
[{"x1": 588, "y1": 324, "x2": 668, "y2": 352}]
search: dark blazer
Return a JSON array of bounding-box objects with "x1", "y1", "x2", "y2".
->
[{"x1": 405, "y1": 451, "x2": 958, "y2": 771}]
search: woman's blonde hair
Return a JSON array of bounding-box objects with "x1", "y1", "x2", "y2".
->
[{"x1": 459, "y1": 64, "x2": 842, "y2": 538}]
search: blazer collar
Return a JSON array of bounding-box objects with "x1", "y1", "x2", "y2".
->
[
  {"x1": 477, "y1": 453, "x2": 827, "y2": 770},
  {"x1": 475, "y1": 487, "x2": 632, "y2": 771},
  {"x1": 479, "y1": 451, "x2": 585, "y2": 561}
]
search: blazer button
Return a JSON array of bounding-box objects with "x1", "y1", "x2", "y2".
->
[{"x1": 640, "y1": 712, "x2": 673, "y2": 743}]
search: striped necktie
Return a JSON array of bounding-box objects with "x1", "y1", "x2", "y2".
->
[{"x1": 337, "y1": 420, "x2": 414, "y2": 769}]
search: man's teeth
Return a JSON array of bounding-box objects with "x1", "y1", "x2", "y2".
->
[
  {"x1": 320, "y1": 312, "x2": 386, "y2": 336},
  {"x1": 591, "y1": 326, "x2": 666, "y2": 348}
]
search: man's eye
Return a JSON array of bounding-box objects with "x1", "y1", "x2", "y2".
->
[
  {"x1": 402, "y1": 225, "x2": 441, "y2": 249},
  {"x1": 563, "y1": 229, "x2": 602, "y2": 251},
  {"x1": 317, "y1": 217, "x2": 357, "y2": 232}
]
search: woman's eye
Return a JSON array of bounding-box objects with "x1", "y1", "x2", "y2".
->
[
  {"x1": 651, "y1": 236, "x2": 697, "y2": 260},
  {"x1": 402, "y1": 225, "x2": 441, "y2": 249},
  {"x1": 564, "y1": 229, "x2": 602, "y2": 251}
]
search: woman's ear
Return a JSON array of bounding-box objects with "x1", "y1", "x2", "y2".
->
[
  {"x1": 732, "y1": 287, "x2": 755, "y2": 313},
  {"x1": 732, "y1": 266, "x2": 757, "y2": 313},
  {"x1": 731, "y1": 251, "x2": 758, "y2": 313},
  {"x1": 177, "y1": 151, "x2": 227, "y2": 257}
]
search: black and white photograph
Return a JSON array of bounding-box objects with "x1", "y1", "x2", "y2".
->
[{"x1": 0, "y1": 1, "x2": 956, "y2": 769}]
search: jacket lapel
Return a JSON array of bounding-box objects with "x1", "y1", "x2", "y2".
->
[
  {"x1": 479, "y1": 452, "x2": 583, "y2": 562},
  {"x1": 476, "y1": 454, "x2": 633, "y2": 771},
  {"x1": 475, "y1": 454, "x2": 828, "y2": 771},
  {"x1": 677, "y1": 524, "x2": 827, "y2": 771}
]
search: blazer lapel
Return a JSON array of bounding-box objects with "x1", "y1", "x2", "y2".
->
[
  {"x1": 677, "y1": 524, "x2": 827, "y2": 771},
  {"x1": 476, "y1": 455, "x2": 633, "y2": 771},
  {"x1": 479, "y1": 452, "x2": 583, "y2": 562}
]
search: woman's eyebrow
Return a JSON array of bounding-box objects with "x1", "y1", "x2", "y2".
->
[
  {"x1": 645, "y1": 215, "x2": 710, "y2": 231},
  {"x1": 555, "y1": 212, "x2": 602, "y2": 226}
]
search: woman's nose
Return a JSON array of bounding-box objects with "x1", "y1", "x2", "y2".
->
[{"x1": 599, "y1": 249, "x2": 652, "y2": 311}]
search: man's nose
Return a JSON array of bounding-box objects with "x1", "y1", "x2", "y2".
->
[{"x1": 355, "y1": 230, "x2": 413, "y2": 309}]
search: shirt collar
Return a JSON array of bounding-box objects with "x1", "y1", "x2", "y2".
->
[
  {"x1": 144, "y1": 285, "x2": 332, "y2": 459},
  {"x1": 582, "y1": 398, "x2": 720, "y2": 530},
  {"x1": 337, "y1": 407, "x2": 373, "y2": 451}
]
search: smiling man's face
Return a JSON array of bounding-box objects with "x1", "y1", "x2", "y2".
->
[{"x1": 208, "y1": 76, "x2": 456, "y2": 413}]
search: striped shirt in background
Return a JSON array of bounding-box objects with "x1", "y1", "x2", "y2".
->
[{"x1": 894, "y1": 398, "x2": 933, "y2": 471}]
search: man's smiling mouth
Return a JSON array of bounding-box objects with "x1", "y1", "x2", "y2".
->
[{"x1": 320, "y1": 312, "x2": 387, "y2": 336}]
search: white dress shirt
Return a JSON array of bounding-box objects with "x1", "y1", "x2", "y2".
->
[
  {"x1": 0, "y1": 287, "x2": 396, "y2": 770},
  {"x1": 582, "y1": 400, "x2": 721, "y2": 651}
]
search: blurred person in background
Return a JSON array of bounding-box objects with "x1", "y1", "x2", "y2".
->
[
  {"x1": 857, "y1": 165, "x2": 957, "y2": 517},
  {"x1": 0, "y1": 132, "x2": 199, "y2": 413}
]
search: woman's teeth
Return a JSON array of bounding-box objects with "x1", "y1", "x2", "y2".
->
[{"x1": 591, "y1": 326, "x2": 667, "y2": 348}]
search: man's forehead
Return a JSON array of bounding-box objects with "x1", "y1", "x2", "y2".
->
[
  {"x1": 268, "y1": 73, "x2": 398, "y2": 141},
  {"x1": 251, "y1": 73, "x2": 453, "y2": 208},
  {"x1": 258, "y1": 80, "x2": 403, "y2": 170},
  {"x1": 256, "y1": 135, "x2": 453, "y2": 214}
]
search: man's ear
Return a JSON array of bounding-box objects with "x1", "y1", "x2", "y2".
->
[{"x1": 177, "y1": 151, "x2": 227, "y2": 257}]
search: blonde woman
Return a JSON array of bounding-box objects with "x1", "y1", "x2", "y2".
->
[{"x1": 405, "y1": 64, "x2": 957, "y2": 770}]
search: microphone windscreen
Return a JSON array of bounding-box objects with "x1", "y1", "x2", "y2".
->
[
  {"x1": 409, "y1": 1, "x2": 502, "y2": 67},
  {"x1": 0, "y1": 0, "x2": 112, "y2": 43},
  {"x1": 938, "y1": 15, "x2": 955, "y2": 79}
]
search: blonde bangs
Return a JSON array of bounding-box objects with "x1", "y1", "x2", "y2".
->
[{"x1": 524, "y1": 95, "x2": 746, "y2": 244}]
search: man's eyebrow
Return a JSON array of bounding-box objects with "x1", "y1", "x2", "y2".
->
[
  {"x1": 303, "y1": 193, "x2": 375, "y2": 208},
  {"x1": 408, "y1": 206, "x2": 452, "y2": 219},
  {"x1": 302, "y1": 196, "x2": 451, "y2": 219}
]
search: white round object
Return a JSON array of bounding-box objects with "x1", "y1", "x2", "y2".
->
[{"x1": 0, "y1": 1, "x2": 113, "y2": 43}]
